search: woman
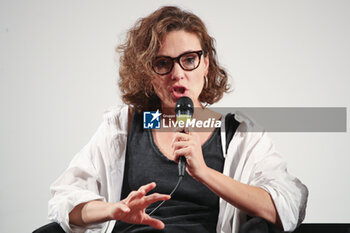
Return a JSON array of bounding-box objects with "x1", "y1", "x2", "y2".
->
[{"x1": 47, "y1": 6, "x2": 308, "y2": 233}]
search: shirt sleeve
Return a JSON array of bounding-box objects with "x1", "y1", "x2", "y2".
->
[
  {"x1": 48, "y1": 122, "x2": 109, "y2": 233},
  {"x1": 246, "y1": 131, "x2": 309, "y2": 232}
]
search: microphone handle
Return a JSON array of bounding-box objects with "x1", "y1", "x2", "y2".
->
[{"x1": 177, "y1": 128, "x2": 187, "y2": 177}]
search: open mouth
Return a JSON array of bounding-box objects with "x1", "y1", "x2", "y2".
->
[
  {"x1": 171, "y1": 85, "x2": 187, "y2": 98},
  {"x1": 173, "y1": 86, "x2": 186, "y2": 94}
]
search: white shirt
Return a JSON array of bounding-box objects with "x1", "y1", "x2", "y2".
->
[{"x1": 48, "y1": 105, "x2": 308, "y2": 233}]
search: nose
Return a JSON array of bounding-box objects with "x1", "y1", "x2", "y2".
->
[{"x1": 171, "y1": 61, "x2": 185, "y2": 80}]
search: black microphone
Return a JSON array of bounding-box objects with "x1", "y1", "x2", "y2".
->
[{"x1": 175, "y1": 96, "x2": 194, "y2": 177}]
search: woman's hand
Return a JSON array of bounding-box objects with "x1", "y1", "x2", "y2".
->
[
  {"x1": 111, "y1": 182, "x2": 170, "y2": 229},
  {"x1": 171, "y1": 131, "x2": 208, "y2": 179}
]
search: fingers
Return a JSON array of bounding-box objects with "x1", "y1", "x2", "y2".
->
[
  {"x1": 171, "y1": 132, "x2": 190, "y2": 145},
  {"x1": 171, "y1": 131, "x2": 198, "y2": 145},
  {"x1": 125, "y1": 182, "x2": 155, "y2": 203},
  {"x1": 143, "y1": 193, "x2": 171, "y2": 206},
  {"x1": 129, "y1": 182, "x2": 156, "y2": 200},
  {"x1": 142, "y1": 215, "x2": 166, "y2": 229},
  {"x1": 172, "y1": 133, "x2": 196, "y2": 163},
  {"x1": 139, "y1": 182, "x2": 156, "y2": 194},
  {"x1": 126, "y1": 189, "x2": 143, "y2": 203},
  {"x1": 172, "y1": 140, "x2": 190, "y2": 150},
  {"x1": 173, "y1": 148, "x2": 190, "y2": 163}
]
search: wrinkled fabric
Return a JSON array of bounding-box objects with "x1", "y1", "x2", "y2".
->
[{"x1": 48, "y1": 105, "x2": 308, "y2": 233}]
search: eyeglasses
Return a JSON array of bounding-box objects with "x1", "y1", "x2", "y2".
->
[{"x1": 152, "y1": 50, "x2": 204, "y2": 75}]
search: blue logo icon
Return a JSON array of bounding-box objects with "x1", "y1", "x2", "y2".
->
[{"x1": 143, "y1": 110, "x2": 161, "y2": 129}]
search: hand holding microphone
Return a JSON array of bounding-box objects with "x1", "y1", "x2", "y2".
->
[
  {"x1": 173, "y1": 97, "x2": 207, "y2": 179},
  {"x1": 174, "y1": 97, "x2": 194, "y2": 177}
]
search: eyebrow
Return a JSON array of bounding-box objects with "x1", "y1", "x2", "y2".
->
[{"x1": 156, "y1": 49, "x2": 201, "y2": 58}]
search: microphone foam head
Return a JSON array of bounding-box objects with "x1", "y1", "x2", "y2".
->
[{"x1": 175, "y1": 97, "x2": 194, "y2": 117}]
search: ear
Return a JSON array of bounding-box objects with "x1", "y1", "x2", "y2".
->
[
  {"x1": 203, "y1": 55, "x2": 209, "y2": 76},
  {"x1": 151, "y1": 78, "x2": 159, "y2": 92}
]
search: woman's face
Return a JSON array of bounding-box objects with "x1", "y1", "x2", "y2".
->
[{"x1": 151, "y1": 30, "x2": 209, "y2": 111}]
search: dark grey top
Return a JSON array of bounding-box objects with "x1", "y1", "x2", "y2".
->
[{"x1": 113, "y1": 112, "x2": 239, "y2": 233}]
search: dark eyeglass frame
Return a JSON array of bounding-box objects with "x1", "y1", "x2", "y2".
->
[{"x1": 152, "y1": 50, "x2": 205, "y2": 75}]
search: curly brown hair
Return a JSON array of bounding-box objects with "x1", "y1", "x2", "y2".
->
[{"x1": 117, "y1": 6, "x2": 230, "y2": 111}]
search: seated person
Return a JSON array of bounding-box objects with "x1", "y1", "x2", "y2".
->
[{"x1": 48, "y1": 6, "x2": 308, "y2": 233}]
